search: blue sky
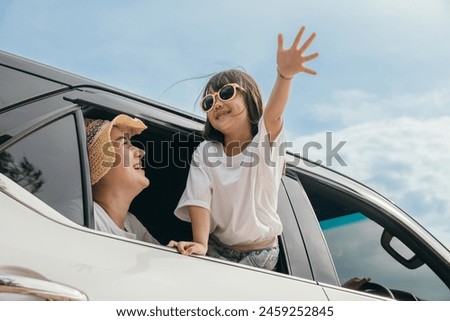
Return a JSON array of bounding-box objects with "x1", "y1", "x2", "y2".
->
[{"x1": 1, "y1": 0, "x2": 449, "y2": 248}]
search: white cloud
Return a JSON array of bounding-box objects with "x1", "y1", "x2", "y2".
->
[
  {"x1": 291, "y1": 116, "x2": 450, "y2": 248},
  {"x1": 362, "y1": 0, "x2": 449, "y2": 20},
  {"x1": 305, "y1": 87, "x2": 450, "y2": 127}
]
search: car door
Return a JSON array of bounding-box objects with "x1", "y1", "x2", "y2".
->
[{"x1": 287, "y1": 166, "x2": 450, "y2": 300}]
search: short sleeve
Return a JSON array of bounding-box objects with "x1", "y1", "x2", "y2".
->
[
  {"x1": 174, "y1": 145, "x2": 212, "y2": 222},
  {"x1": 258, "y1": 117, "x2": 285, "y2": 146},
  {"x1": 256, "y1": 118, "x2": 286, "y2": 166}
]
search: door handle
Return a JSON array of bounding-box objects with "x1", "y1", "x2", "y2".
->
[{"x1": 0, "y1": 272, "x2": 88, "y2": 301}]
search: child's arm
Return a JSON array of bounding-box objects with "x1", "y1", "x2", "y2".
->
[
  {"x1": 168, "y1": 206, "x2": 210, "y2": 255},
  {"x1": 189, "y1": 206, "x2": 210, "y2": 254},
  {"x1": 264, "y1": 26, "x2": 319, "y2": 141}
]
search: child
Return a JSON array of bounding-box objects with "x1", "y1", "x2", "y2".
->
[{"x1": 169, "y1": 26, "x2": 318, "y2": 270}]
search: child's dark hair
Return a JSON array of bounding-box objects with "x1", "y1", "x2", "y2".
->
[{"x1": 202, "y1": 69, "x2": 263, "y2": 144}]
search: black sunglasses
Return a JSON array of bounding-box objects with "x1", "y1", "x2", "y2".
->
[{"x1": 200, "y1": 83, "x2": 245, "y2": 112}]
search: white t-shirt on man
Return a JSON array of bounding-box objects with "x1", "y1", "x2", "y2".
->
[
  {"x1": 174, "y1": 119, "x2": 285, "y2": 246},
  {"x1": 94, "y1": 202, "x2": 159, "y2": 244}
]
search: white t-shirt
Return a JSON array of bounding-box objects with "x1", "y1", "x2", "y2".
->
[
  {"x1": 94, "y1": 202, "x2": 159, "y2": 244},
  {"x1": 175, "y1": 119, "x2": 285, "y2": 246}
]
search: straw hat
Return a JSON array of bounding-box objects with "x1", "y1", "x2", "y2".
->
[{"x1": 84, "y1": 114, "x2": 147, "y2": 185}]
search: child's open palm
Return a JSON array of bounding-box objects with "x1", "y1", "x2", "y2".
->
[{"x1": 277, "y1": 26, "x2": 319, "y2": 79}]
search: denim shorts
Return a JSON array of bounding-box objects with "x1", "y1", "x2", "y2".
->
[{"x1": 207, "y1": 237, "x2": 279, "y2": 271}]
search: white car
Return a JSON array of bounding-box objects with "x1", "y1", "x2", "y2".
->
[{"x1": 1, "y1": 51, "x2": 449, "y2": 300}]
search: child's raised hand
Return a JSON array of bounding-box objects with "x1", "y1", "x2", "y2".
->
[{"x1": 277, "y1": 26, "x2": 319, "y2": 79}]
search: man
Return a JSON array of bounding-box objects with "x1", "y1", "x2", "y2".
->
[{"x1": 85, "y1": 114, "x2": 159, "y2": 244}]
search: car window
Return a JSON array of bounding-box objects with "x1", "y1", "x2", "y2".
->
[
  {"x1": 0, "y1": 115, "x2": 84, "y2": 225},
  {"x1": 301, "y1": 176, "x2": 450, "y2": 300}
]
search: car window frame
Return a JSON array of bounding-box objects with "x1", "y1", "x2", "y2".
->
[{"x1": 282, "y1": 168, "x2": 341, "y2": 286}]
